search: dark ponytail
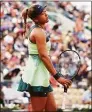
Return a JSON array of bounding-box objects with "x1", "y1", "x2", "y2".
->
[{"x1": 22, "y1": 8, "x2": 28, "y2": 33}]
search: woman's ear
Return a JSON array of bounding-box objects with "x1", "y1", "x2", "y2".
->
[{"x1": 33, "y1": 18, "x2": 38, "y2": 23}]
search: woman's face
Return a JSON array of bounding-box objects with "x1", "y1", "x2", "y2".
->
[{"x1": 35, "y1": 10, "x2": 49, "y2": 24}]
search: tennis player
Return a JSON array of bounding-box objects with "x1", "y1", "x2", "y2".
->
[{"x1": 18, "y1": 4, "x2": 72, "y2": 111}]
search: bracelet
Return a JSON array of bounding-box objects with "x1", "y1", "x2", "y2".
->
[{"x1": 53, "y1": 72, "x2": 61, "y2": 80}]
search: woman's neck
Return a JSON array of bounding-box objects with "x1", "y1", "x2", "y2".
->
[{"x1": 35, "y1": 23, "x2": 45, "y2": 29}]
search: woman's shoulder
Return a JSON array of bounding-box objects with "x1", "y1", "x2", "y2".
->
[{"x1": 31, "y1": 26, "x2": 45, "y2": 36}]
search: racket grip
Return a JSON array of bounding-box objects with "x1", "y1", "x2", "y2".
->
[{"x1": 64, "y1": 86, "x2": 67, "y2": 93}]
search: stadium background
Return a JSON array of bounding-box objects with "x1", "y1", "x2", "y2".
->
[{"x1": 0, "y1": 1, "x2": 91, "y2": 112}]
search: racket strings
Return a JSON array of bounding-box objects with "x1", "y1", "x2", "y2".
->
[{"x1": 57, "y1": 50, "x2": 80, "y2": 79}]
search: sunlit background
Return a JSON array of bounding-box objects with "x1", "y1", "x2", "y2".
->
[{"x1": 0, "y1": 1, "x2": 91, "y2": 112}]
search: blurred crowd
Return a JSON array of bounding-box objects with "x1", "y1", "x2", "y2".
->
[{"x1": 0, "y1": 1, "x2": 91, "y2": 110}]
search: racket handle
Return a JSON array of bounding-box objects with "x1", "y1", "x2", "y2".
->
[{"x1": 64, "y1": 86, "x2": 67, "y2": 93}]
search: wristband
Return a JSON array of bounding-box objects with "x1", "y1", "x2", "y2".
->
[{"x1": 53, "y1": 72, "x2": 61, "y2": 80}]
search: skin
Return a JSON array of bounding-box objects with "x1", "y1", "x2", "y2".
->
[
  {"x1": 27, "y1": 9, "x2": 71, "y2": 111},
  {"x1": 74, "y1": 15, "x2": 84, "y2": 33}
]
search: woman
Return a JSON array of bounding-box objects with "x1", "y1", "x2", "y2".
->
[{"x1": 18, "y1": 4, "x2": 71, "y2": 111}]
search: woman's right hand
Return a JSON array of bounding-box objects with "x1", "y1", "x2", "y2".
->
[{"x1": 57, "y1": 77, "x2": 72, "y2": 89}]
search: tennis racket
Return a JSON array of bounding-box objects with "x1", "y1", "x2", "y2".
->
[{"x1": 57, "y1": 50, "x2": 81, "y2": 109}]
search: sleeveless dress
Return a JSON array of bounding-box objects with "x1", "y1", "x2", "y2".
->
[{"x1": 17, "y1": 25, "x2": 53, "y2": 95}]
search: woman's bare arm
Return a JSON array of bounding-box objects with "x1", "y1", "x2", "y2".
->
[{"x1": 32, "y1": 28, "x2": 57, "y2": 75}]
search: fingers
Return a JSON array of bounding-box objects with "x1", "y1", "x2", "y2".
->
[
  {"x1": 64, "y1": 79, "x2": 72, "y2": 88},
  {"x1": 64, "y1": 79, "x2": 71, "y2": 85},
  {"x1": 64, "y1": 84, "x2": 68, "y2": 88},
  {"x1": 64, "y1": 84, "x2": 69, "y2": 89},
  {"x1": 67, "y1": 79, "x2": 72, "y2": 86},
  {"x1": 58, "y1": 77, "x2": 72, "y2": 88}
]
